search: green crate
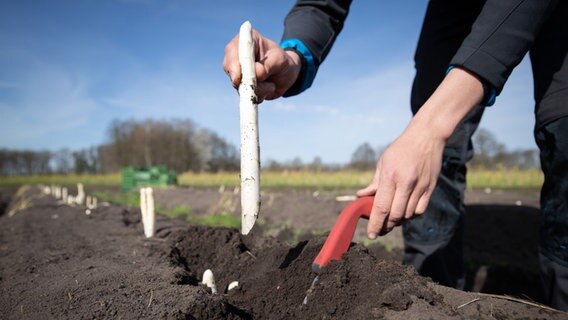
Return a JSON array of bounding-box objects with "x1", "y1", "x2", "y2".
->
[{"x1": 121, "y1": 166, "x2": 177, "y2": 191}]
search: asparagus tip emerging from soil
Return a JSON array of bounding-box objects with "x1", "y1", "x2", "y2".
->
[
  {"x1": 227, "y1": 281, "x2": 239, "y2": 292},
  {"x1": 202, "y1": 269, "x2": 218, "y2": 294}
]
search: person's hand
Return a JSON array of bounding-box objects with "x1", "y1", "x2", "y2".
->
[
  {"x1": 356, "y1": 67, "x2": 486, "y2": 239},
  {"x1": 357, "y1": 122, "x2": 445, "y2": 238},
  {"x1": 223, "y1": 30, "x2": 302, "y2": 103}
]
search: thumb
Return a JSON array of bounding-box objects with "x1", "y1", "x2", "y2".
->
[
  {"x1": 356, "y1": 167, "x2": 381, "y2": 197},
  {"x1": 356, "y1": 184, "x2": 376, "y2": 197},
  {"x1": 255, "y1": 50, "x2": 282, "y2": 82}
]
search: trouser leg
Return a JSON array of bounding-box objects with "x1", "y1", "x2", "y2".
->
[
  {"x1": 529, "y1": 1, "x2": 568, "y2": 309},
  {"x1": 535, "y1": 117, "x2": 568, "y2": 311},
  {"x1": 404, "y1": 0, "x2": 485, "y2": 289},
  {"x1": 540, "y1": 254, "x2": 568, "y2": 311}
]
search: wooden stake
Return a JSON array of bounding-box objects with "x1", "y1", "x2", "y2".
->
[{"x1": 238, "y1": 20, "x2": 260, "y2": 235}]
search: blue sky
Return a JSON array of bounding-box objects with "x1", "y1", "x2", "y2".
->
[{"x1": 0, "y1": 1, "x2": 537, "y2": 164}]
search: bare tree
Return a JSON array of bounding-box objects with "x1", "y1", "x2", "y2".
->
[
  {"x1": 308, "y1": 156, "x2": 323, "y2": 171},
  {"x1": 53, "y1": 149, "x2": 73, "y2": 174},
  {"x1": 349, "y1": 142, "x2": 377, "y2": 170},
  {"x1": 470, "y1": 127, "x2": 539, "y2": 169}
]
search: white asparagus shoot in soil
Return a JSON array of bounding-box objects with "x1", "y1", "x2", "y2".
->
[
  {"x1": 238, "y1": 20, "x2": 260, "y2": 235},
  {"x1": 227, "y1": 281, "x2": 239, "y2": 291},
  {"x1": 202, "y1": 269, "x2": 218, "y2": 294}
]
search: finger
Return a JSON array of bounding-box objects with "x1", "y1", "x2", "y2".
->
[
  {"x1": 384, "y1": 185, "x2": 412, "y2": 233},
  {"x1": 261, "y1": 82, "x2": 277, "y2": 100},
  {"x1": 251, "y1": 29, "x2": 263, "y2": 60},
  {"x1": 256, "y1": 81, "x2": 276, "y2": 103},
  {"x1": 357, "y1": 165, "x2": 380, "y2": 197},
  {"x1": 404, "y1": 188, "x2": 424, "y2": 220},
  {"x1": 223, "y1": 36, "x2": 242, "y2": 88},
  {"x1": 367, "y1": 175, "x2": 394, "y2": 239},
  {"x1": 357, "y1": 184, "x2": 377, "y2": 197},
  {"x1": 255, "y1": 51, "x2": 285, "y2": 82},
  {"x1": 415, "y1": 189, "x2": 433, "y2": 215}
]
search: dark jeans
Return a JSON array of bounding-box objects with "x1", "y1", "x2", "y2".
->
[{"x1": 404, "y1": 0, "x2": 568, "y2": 310}]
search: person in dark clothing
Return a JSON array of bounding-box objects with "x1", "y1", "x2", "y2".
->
[{"x1": 223, "y1": 0, "x2": 568, "y2": 310}]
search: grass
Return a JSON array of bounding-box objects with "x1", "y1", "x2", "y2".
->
[
  {"x1": 0, "y1": 168, "x2": 544, "y2": 189},
  {"x1": 465, "y1": 168, "x2": 543, "y2": 189},
  {"x1": 0, "y1": 174, "x2": 122, "y2": 186},
  {"x1": 92, "y1": 189, "x2": 240, "y2": 228},
  {"x1": 178, "y1": 170, "x2": 371, "y2": 189},
  {"x1": 186, "y1": 213, "x2": 241, "y2": 229},
  {"x1": 92, "y1": 190, "x2": 139, "y2": 207}
]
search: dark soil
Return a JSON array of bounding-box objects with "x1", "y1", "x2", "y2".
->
[{"x1": 0, "y1": 186, "x2": 566, "y2": 319}]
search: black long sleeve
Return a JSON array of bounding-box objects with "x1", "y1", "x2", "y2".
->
[
  {"x1": 450, "y1": 0, "x2": 559, "y2": 94},
  {"x1": 282, "y1": 0, "x2": 352, "y2": 68}
]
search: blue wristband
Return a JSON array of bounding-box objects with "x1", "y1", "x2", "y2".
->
[
  {"x1": 447, "y1": 65, "x2": 496, "y2": 106},
  {"x1": 280, "y1": 38, "x2": 317, "y2": 96}
]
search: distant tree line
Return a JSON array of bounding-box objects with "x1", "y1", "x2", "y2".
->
[
  {"x1": 343, "y1": 128, "x2": 540, "y2": 171},
  {"x1": 0, "y1": 122, "x2": 539, "y2": 175},
  {"x1": 469, "y1": 128, "x2": 539, "y2": 169},
  {"x1": 0, "y1": 118, "x2": 238, "y2": 175}
]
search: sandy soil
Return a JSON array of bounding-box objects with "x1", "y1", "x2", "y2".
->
[{"x1": 0, "y1": 186, "x2": 565, "y2": 319}]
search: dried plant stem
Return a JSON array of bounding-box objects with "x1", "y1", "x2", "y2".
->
[
  {"x1": 456, "y1": 298, "x2": 481, "y2": 309},
  {"x1": 456, "y1": 293, "x2": 559, "y2": 313},
  {"x1": 477, "y1": 293, "x2": 558, "y2": 312},
  {"x1": 147, "y1": 289, "x2": 154, "y2": 308}
]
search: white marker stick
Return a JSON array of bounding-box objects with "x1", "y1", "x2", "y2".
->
[
  {"x1": 238, "y1": 21, "x2": 260, "y2": 235},
  {"x1": 62, "y1": 187, "x2": 68, "y2": 203},
  {"x1": 140, "y1": 188, "x2": 147, "y2": 226},
  {"x1": 144, "y1": 188, "x2": 155, "y2": 238},
  {"x1": 76, "y1": 183, "x2": 85, "y2": 205}
]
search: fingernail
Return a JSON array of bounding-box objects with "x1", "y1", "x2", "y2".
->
[{"x1": 368, "y1": 232, "x2": 377, "y2": 240}]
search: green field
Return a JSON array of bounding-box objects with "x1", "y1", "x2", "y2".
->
[{"x1": 0, "y1": 168, "x2": 543, "y2": 189}]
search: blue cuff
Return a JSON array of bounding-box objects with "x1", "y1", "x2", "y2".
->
[
  {"x1": 447, "y1": 65, "x2": 496, "y2": 107},
  {"x1": 280, "y1": 38, "x2": 317, "y2": 96}
]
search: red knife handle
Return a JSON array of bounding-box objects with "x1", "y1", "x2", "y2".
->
[{"x1": 312, "y1": 196, "x2": 374, "y2": 272}]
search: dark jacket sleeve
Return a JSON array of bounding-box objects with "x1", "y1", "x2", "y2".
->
[
  {"x1": 450, "y1": 0, "x2": 559, "y2": 95},
  {"x1": 282, "y1": 0, "x2": 352, "y2": 68}
]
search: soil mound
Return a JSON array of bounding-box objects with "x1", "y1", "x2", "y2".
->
[{"x1": 0, "y1": 186, "x2": 565, "y2": 319}]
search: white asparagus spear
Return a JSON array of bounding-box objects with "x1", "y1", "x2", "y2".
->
[
  {"x1": 202, "y1": 269, "x2": 218, "y2": 294},
  {"x1": 238, "y1": 21, "x2": 260, "y2": 235}
]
